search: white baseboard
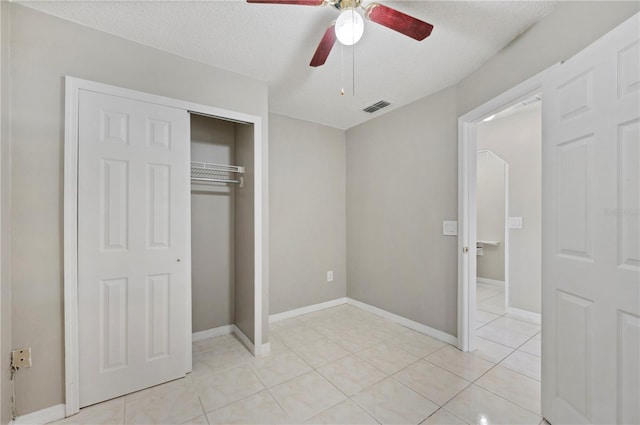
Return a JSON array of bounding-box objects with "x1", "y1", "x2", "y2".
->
[
  {"x1": 269, "y1": 297, "x2": 348, "y2": 323},
  {"x1": 476, "y1": 277, "x2": 505, "y2": 287},
  {"x1": 232, "y1": 325, "x2": 270, "y2": 357},
  {"x1": 192, "y1": 324, "x2": 234, "y2": 342},
  {"x1": 346, "y1": 298, "x2": 458, "y2": 346},
  {"x1": 10, "y1": 403, "x2": 65, "y2": 425},
  {"x1": 507, "y1": 307, "x2": 541, "y2": 325}
]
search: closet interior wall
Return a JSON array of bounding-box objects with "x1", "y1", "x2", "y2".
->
[
  {"x1": 190, "y1": 114, "x2": 256, "y2": 341},
  {"x1": 190, "y1": 115, "x2": 236, "y2": 332}
]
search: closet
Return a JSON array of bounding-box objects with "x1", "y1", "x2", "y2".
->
[{"x1": 190, "y1": 114, "x2": 255, "y2": 343}]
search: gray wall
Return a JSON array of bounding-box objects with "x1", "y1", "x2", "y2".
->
[
  {"x1": 478, "y1": 103, "x2": 542, "y2": 314},
  {"x1": 7, "y1": 4, "x2": 268, "y2": 415},
  {"x1": 476, "y1": 151, "x2": 506, "y2": 282},
  {"x1": 0, "y1": 2, "x2": 12, "y2": 423},
  {"x1": 190, "y1": 115, "x2": 236, "y2": 332},
  {"x1": 234, "y1": 123, "x2": 256, "y2": 343},
  {"x1": 346, "y1": 2, "x2": 638, "y2": 339},
  {"x1": 269, "y1": 114, "x2": 347, "y2": 314},
  {"x1": 347, "y1": 86, "x2": 459, "y2": 337}
]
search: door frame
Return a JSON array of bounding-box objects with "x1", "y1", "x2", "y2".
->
[
  {"x1": 457, "y1": 65, "x2": 558, "y2": 352},
  {"x1": 63, "y1": 77, "x2": 266, "y2": 415}
]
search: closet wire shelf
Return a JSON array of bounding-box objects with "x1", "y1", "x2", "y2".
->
[{"x1": 191, "y1": 161, "x2": 245, "y2": 185}]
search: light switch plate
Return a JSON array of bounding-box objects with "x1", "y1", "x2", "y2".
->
[
  {"x1": 509, "y1": 217, "x2": 523, "y2": 229},
  {"x1": 442, "y1": 221, "x2": 458, "y2": 236}
]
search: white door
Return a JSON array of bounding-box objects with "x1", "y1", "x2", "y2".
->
[
  {"x1": 78, "y1": 90, "x2": 190, "y2": 407},
  {"x1": 542, "y1": 13, "x2": 639, "y2": 425}
]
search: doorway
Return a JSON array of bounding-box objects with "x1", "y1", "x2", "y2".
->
[{"x1": 456, "y1": 65, "x2": 555, "y2": 353}]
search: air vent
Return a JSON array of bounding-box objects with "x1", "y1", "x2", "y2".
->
[{"x1": 363, "y1": 100, "x2": 391, "y2": 113}]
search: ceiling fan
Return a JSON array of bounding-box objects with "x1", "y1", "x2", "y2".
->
[{"x1": 246, "y1": 0, "x2": 434, "y2": 67}]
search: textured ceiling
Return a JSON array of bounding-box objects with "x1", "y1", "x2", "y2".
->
[{"x1": 19, "y1": 0, "x2": 557, "y2": 129}]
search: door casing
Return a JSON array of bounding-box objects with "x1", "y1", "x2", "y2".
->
[{"x1": 64, "y1": 76, "x2": 267, "y2": 416}]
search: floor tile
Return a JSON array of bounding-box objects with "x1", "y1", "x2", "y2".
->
[
  {"x1": 194, "y1": 365, "x2": 265, "y2": 413},
  {"x1": 473, "y1": 337, "x2": 515, "y2": 364},
  {"x1": 329, "y1": 329, "x2": 384, "y2": 353},
  {"x1": 519, "y1": 336, "x2": 541, "y2": 357},
  {"x1": 476, "y1": 311, "x2": 502, "y2": 328},
  {"x1": 489, "y1": 317, "x2": 541, "y2": 337},
  {"x1": 182, "y1": 416, "x2": 209, "y2": 425},
  {"x1": 317, "y1": 354, "x2": 387, "y2": 396},
  {"x1": 305, "y1": 399, "x2": 378, "y2": 424},
  {"x1": 125, "y1": 378, "x2": 204, "y2": 424},
  {"x1": 477, "y1": 285, "x2": 504, "y2": 302},
  {"x1": 501, "y1": 350, "x2": 541, "y2": 381},
  {"x1": 426, "y1": 346, "x2": 494, "y2": 381},
  {"x1": 476, "y1": 323, "x2": 532, "y2": 349},
  {"x1": 477, "y1": 294, "x2": 506, "y2": 315},
  {"x1": 292, "y1": 337, "x2": 350, "y2": 368},
  {"x1": 475, "y1": 365, "x2": 541, "y2": 415},
  {"x1": 393, "y1": 360, "x2": 471, "y2": 406},
  {"x1": 356, "y1": 341, "x2": 420, "y2": 374},
  {"x1": 51, "y1": 397, "x2": 124, "y2": 425},
  {"x1": 205, "y1": 390, "x2": 289, "y2": 424},
  {"x1": 278, "y1": 326, "x2": 325, "y2": 349},
  {"x1": 421, "y1": 408, "x2": 468, "y2": 425},
  {"x1": 269, "y1": 371, "x2": 346, "y2": 422},
  {"x1": 249, "y1": 349, "x2": 313, "y2": 388},
  {"x1": 192, "y1": 344, "x2": 255, "y2": 378},
  {"x1": 444, "y1": 385, "x2": 540, "y2": 425},
  {"x1": 352, "y1": 378, "x2": 438, "y2": 424},
  {"x1": 387, "y1": 330, "x2": 446, "y2": 357}
]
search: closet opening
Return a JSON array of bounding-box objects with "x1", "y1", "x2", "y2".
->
[{"x1": 189, "y1": 113, "x2": 256, "y2": 350}]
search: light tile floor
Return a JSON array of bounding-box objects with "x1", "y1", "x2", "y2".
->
[{"x1": 52, "y1": 297, "x2": 544, "y2": 425}]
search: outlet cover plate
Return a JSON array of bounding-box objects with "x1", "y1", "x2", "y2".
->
[
  {"x1": 12, "y1": 347, "x2": 32, "y2": 368},
  {"x1": 442, "y1": 221, "x2": 458, "y2": 236},
  {"x1": 509, "y1": 217, "x2": 523, "y2": 229},
  {"x1": 327, "y1": 271, "x2": 334, "y2": 282}
]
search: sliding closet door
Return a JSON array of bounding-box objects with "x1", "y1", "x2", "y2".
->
[{"x1": 77, "y1": 90, "x2": 190, "y2": 407}]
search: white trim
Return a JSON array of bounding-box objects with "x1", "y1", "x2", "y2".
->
[
  {"x1": 63, "y1": 76, "x2": 80, "y2": 417},
  {"x1": 10, "y1": 404, "x2": 65, "y2": 425},
  {"x1": 346, "y1": 298, "x2": 457, "y2": 346},
  {"x1": 269, "y1": 298, "x2": 348, "y2": 323},
  {"x1": 457, "y1": 64, "x2": 559, "y2": 353},
  {"x1": 64, "y1": 77, "x2": 266, "y2": 414},
  {"x1": 507, "y1": 307, "x2": 542, "y2": 325},
  {"x1": 233, "y1": 325, "x2": 271, "y2": 357},
  {"x1": 476, "y1": 277, "x2": 505, "y2": 287},
  {"x1": 192, "y1": 325, "x2": 234, "y2": 342}
]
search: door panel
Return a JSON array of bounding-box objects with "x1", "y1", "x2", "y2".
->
[
  {"x1": 78, "y1": 90, "x2": 189, "y2": 407},
  {"x1": 542, "y1": 13, "x2": 639, "y2": 425}
]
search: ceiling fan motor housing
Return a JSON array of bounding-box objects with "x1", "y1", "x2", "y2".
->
[{"x1": 332, "y1": 0, "x2": 361, "y2": 11}]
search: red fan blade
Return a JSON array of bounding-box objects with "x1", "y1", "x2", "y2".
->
[
  {"x1": 365, "y1": 3, "x2": 433, "y2": 41},
  {"x1": 247, "y1": 0, "x2": 325, "y2": 5},
  {"x1": 310, "y1": 23, "x2": 337, "y2": 67}
]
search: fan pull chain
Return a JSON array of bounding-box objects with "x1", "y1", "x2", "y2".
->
[
  {"x1": 352, "y1": 43, "x2": 356, "y2": 96},
  {"x1": 340, "y1": 43, "x2": 345, "y2": 96}
]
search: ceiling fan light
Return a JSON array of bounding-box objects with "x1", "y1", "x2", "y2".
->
[{"x1": 335, "y1": 8, "x2": 364, "y2": 46}]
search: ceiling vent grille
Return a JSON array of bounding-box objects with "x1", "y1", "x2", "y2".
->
[{"x1": 363, "y1": 100, "x2": 391, "y2": 113}]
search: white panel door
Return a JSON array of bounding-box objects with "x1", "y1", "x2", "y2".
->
[
  {"x1": 542, "y1": 13, "x2": 639, "y2": 425},
  {"x1": 78, "y1": 90, "x2": 189, "y2": 407}
]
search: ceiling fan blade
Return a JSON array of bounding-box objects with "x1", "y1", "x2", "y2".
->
[
  {"x1": 365, "y1": 3, "x2": 433, "y2": 41},
  {"x1": 246, "y1": 0, "x2": 325, "y2": 5},
  {"x1": 310, "y1": 23, "x2": 337, "y2": 67}
]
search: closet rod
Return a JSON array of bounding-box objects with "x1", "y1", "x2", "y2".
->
[{"x1": 191, "y1": 177, "x2": 243, "y2": 185}]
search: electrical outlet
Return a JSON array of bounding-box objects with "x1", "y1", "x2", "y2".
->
[
  {"x1": 11, "y1": 347, "x2": 32, "y2": 368},
  {"x1": 327, "y1": 270, "x2": 334, "y2": 282}
]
